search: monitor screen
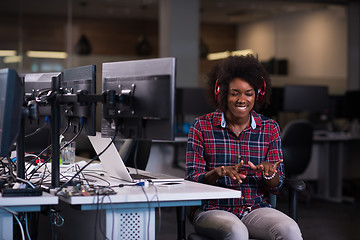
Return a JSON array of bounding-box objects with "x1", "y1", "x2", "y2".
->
[
  {"x1": 283, "y1": 85, "x2": 329, "y2": 112},
  {"x1": 101, "y1": 57, "x2": 176, "y2": 141},
  {"x1": 344, "y1": 90, "x2": 360, "y2": 120},
  {"x1": 62, "y1": 65, "x2": 96, "y2": 136},
  {"x1": 0, "y1": 68, "x2": 24, "y2": 157},
  {"x1": 176, "y1": 87, "x2": 215, "y2": 116},
  {"x1": 259, "y1": 87, "x2": 284, "y2": 118}
]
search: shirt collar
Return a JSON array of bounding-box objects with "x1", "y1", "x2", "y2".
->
[{"x1": 220, "y1": 112, "x2": 257, "y2": 130}]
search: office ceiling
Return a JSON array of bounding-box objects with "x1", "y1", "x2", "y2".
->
[{"x1": 0, "y1": 0, "x2": 350, "y2": 24}]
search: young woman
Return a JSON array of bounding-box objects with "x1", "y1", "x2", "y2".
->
[{"x1": 186, "y1": 55, "x2": 302, "y2": 240}]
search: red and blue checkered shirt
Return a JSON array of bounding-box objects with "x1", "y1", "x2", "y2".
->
[{"x1": 185, "y1": 110, "x2": 285, "y2": 219}]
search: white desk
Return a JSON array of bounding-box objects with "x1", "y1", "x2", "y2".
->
[
  {"x1": 0, "y1": 192, "x2": 58, "y2": 239},
  {"x1": 58, "y1": 179, "x2": 241, "y2": 240},
  {"x1": 312, "y1": 133, "x2": 360, "y2": 202}
]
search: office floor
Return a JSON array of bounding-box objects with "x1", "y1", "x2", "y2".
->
[
  {"x1": 151, "y1": 144, "x2": 360, "y2": 240},
  {"x1": 155, "y1": 181, "x2": 360, "y2": 240}
]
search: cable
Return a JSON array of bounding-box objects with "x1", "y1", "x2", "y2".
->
[
  {"x1": 133, "y1": 141, "x2": 152, "y2": 240},
  {"x1": 56, "y1": 122, "x2": 119, "y2": 193},
  {"x1": 74, "y1": 163, "x2": 90, "y2": 186},
  {"x1": 25, "y1": 118, "x2": 71, "y2": 178},
  {"x1": 101, "y1": 194, "x2": 114, "y2": 240},
  {"x1": 25, "y1": 213, "x2": 32, "y2": 240},
  {"x1": 24, "y1": 120, "x2": 48, "y2": 138},
  {"x1": 14, "y1": 214, "x2": 25, "y2": 240},
  {"x1": 27, "y1": 117, "x2": 79, "y2": 182},
  {"x1": 149, "y1": 182, "x2": 161, "y2": 240},
  {"x1": 95, "y1": 194, "x2": 110, "y2": 240},
  {"x1": 16, "y1": 177, "x2": 36, "y2": 189}
]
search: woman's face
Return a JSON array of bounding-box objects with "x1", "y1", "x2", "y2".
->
[{"x1": 226, "y1": 78, "x2": 256, "y2": 120}]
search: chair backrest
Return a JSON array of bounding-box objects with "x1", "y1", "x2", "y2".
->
[
  {"x1": 281, "y1": 120, "x2": 313, "y2": 177},
  {"x1": 119, "y1": 139, "x2": 152, "y2": 170}
]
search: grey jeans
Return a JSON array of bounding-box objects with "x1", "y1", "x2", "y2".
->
[{"x1": 193, "y1": 207, "x2": 303, "y2": 240}]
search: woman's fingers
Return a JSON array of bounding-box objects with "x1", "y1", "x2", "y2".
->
[{"x1": 248, "y1": 161, "x2": 264, "y2": 172}]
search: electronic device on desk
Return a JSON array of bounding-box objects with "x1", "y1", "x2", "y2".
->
[
  {"x1": 344, "y1": 90, "x2": 360, "y2": 121},
  {"x1": 2, "y1": 187, "x2": 43, "y2": 197},
  {"x1": 61, "y1": 65, "x2": 97, "y2": 136},
  {"x1": 101, "y1": 57, "x2": 176, "y2": 141},
  {"x1": 260, "y1": 87, "x2": 284, "y2": 120},
  {"x1": 175, "y1": 87, "x2": 215, "y2": 136},
  {"x1": 283, "y1": 84, "x2": 330, "y2": 130},
  {"x1": 22, "y1": 72, "x2": 62, "y2": 154},
  {"x1": 100, "y1": 58, "x2": 176, "y2": 173},
  {"x1": 0, "y1": 68, "x2": 24, "y2": 157},
  {"x1": 283, "y1": 84, "x2": 329, "y2": 113}
]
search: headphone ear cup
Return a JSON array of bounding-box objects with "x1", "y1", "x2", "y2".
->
[
  {"x1": 257, "y1": 81, "x2": 266, "y2": 102},
  {"x1": 214, "y1": 81, "x2": 220, "y2": 101}
]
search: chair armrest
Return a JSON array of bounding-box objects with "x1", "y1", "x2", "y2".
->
[{"x1": 285, "y1": 178, "x2": 306, "y2": 192}]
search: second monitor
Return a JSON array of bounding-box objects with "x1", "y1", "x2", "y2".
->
[{"x1": 101, "y1": 57, "x2": 176, "y2": 141}]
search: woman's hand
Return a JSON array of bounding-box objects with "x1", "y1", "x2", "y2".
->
[
  {"x1": 205, "y1": 161, "x2": 246, "y2": 185},
  {"x1": 248, "y1": 160, "x2": 283, "y2": 175},
  {"x1": 248, "y1": 160, "x2": 283, "y2": 187}
]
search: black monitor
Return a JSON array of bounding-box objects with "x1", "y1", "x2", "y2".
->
[
  {"x1": 175, "y1": 87, "x2": 215, "y2": 136},
  {"x1": 101, "y1": 57, "x2": 176, "y2": 141},
  {"x1": 260, "y1": 87, "x2": 284, "y2": 119},
  {"x1": 283, "y1": 85, "x2": 329, "y2": 112},
  {"x1": 0, "y1": 68, "x2": 24, "y2": 157},
  {"x1": 344, "y1": 90, "x2": 360, "y2": 120},
  {"x1": 61, "y1": 65, "x2": 96, "y2": 136},
  {"x1": 22, "y1": 72, "x2": 62, "y2": 153},
  {"x1": 176, "y1": 87, "x2": 214, "y2": 116}
]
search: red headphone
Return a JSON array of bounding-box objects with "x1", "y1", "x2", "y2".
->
[
  {"x1": 214, "y1": 78, "x2": 266, "y2": 102},
  {"x1": 257, "y1": 77, "x2": 266, "y2": 102},
  {"x1": 214, "y1": 80, "x2": 220, "y2": 102}
]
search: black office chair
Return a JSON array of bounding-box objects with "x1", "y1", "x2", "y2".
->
[
  {"x1": 281, "y1": 119, "x2": 313, "y2": 221},
  {"x1": 120, "y1": 139, "x2": 152, "y2": 170},
  {"x1": 182, "y1": 120, "x2": 313, "y2": 240}
]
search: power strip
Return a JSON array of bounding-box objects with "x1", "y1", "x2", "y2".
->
[{"x1": 2, "y1": 188, "x2": 43, "y2": 197}]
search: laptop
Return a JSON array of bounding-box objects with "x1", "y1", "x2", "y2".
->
[{"x1": 88, "y1": 133, "x2": 184, "y2": 183}]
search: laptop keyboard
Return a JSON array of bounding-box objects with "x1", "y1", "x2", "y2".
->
[{"x1": 130, "y1": 173, "x2": 156, "y2": 180}]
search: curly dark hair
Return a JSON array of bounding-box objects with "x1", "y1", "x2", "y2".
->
[{"x1": 206, "y1": 54, "x2": 272, "y2": 113}]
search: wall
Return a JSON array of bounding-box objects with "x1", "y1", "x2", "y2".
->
[
  {"x1": 0, "y1": 14, "x2": 236, "y2": 88},
  {"x1": 236, "y1": 5, "x2": 347, "y2": 95}
]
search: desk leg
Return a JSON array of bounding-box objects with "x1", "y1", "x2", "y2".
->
[
  {"x1": 329, "y1": 142, "x2": 344, "y2": 202},
  {"x1": 317, "y1": 142, "x2": 330, "y2": 200},
  {"x1": 0, "y1": 211, "x2": 13, "y2": 239},
  {"x1": 177, "y1": 206, "x2": 186, "y2": 240},
  {"x1": 317, "y1": 141, "x2": 345, "y2": 203},
  {"x1": 106, "y1": 207, "x2": 155, "y2": 240}
]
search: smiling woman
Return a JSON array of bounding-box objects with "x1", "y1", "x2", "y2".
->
[{"x1": 185, "y1": 54, "x2": 303, "y2": 240}]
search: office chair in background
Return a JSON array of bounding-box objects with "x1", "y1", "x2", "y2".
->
[
  {"x1": 184, "y1": 120, "x2": 313, "y2": 240},
  {"x1": 281, "y1": 119, "x2": 313, "y2": 221},
  {"x1": 120, "y1": 139, "x2": 152, "y2": 171}
]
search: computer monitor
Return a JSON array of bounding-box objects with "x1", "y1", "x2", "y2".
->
[
  {"x1": 283, "y1": 85, "x2": 329, "y2": 112},
  {"x1": 61, "y1": 65, "x2": 96, "y2": 136},
  {"x1": 22, "y1": 72, "x2": 62, "y2": 153},
  {"x1": 0, "y1": 68, "x2": 24, "y2": 157},
  {"x1": 259, "y1": 87, "x2": 284, "y2": 119},
  {"x1": 101, "y1": 57, "x2": 176, "y2": 141},
  {"x1": 175, "y1": 87, "x2": 215, "y2": 136},
  {"x1": 344, "y1": 90, "x2": 360, "y2": 120},
  {"x1": 176, "y1": 87, "x2": 214, "y2": 116}
]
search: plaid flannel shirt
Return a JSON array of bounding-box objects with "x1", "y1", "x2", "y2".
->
[{"x1": 185, "y1": 110, "x2": 285, "y2": 219}]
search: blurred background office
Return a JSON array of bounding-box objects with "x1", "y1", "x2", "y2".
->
[
  {"x1": 1, "y1": 0, "x2": 359, "y2": 130},
  {"x1": 1, "y1": 1, "x2": 360, "y2": 239}
]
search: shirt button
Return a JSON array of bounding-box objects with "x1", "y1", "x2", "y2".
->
[{"x1": 238, "y1": 155, "x2": 241, "y2": 159}]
